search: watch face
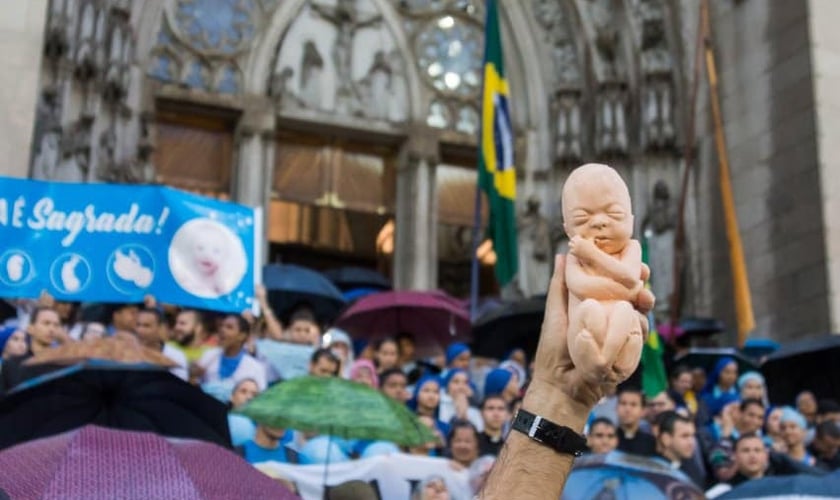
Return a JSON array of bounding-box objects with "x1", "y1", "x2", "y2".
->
[{"x1": 415, "y1": 15, "x2": 483, "y2": 97}]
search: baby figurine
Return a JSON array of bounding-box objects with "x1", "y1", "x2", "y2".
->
[{"x1": 562, "y1": 163, "x2": 652, "y2": 382}]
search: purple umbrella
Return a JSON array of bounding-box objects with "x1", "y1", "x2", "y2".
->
[
  {"x1": 334, "y1": 290, "x2": 471, "y2": 356},
  {"x1": 0, "y1": 425, "x2": 299, "y2": 499}
]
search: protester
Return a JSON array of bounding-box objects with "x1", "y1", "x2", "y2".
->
[
  {"x1": 817, "y1": 399, "x2": 840, "y2": 424},
  {"x1": 228, "y1": 378, "x2": 260, "y2": 446},
  {"x1": 780, "y1": 407, "x2": 815, "y2": 466},
  {"x1": 349, "y1": 359, "x2": 378, "y2": 388},
  {"x1": 737, "y1": 371, "x2": 767, "y2": 404},
  {"x1": 700, "y1": 358, "x2": 739, "y2": 424},
  {"x1": 447, "y1": 419, "x2": 480, "y2": 468},
  {"x1": 439, "y1": 368, "x2": 483, "y2": 430},
  {"x1": 797, "y1": 391, "x2": 819, "y2": 428},
  {"x1": 409, "y1": 375, "x2": 449, "y2": 437},
  {"x1": 808, "y1": 420, "x2": 840, "y2": 471},
  {"x1": 587, "y1": 417, "x2": 618, "y2": 455},
  {"x1": 170, "y1": 309, "x2": 214, "y2": 363},
  {"x1": 653, "y1": 411, "x2": 704, "y2": 488},
  {"x1": 477, "y1": 395, "x2": 509, "y2": 456},
  {"x1": 191, "y1": 314, "x2": 267, "y2": 395},
  {"x1": 108, "y1": 303, "x2": 139, "y2": 337},
  {"x1": 373, "y1": 337, "x2": 400, "y2": 374},
  {"x1": 238, "y1": 424, "x2": 296, "y2": 465},
  {"x1": 616, "y1": 387, "x2": 656, "y2": 456},
  {"x1": 395, "y1": 331, "x2": 418, "y2": 374},
  {"x1": 325, "y1": 328, "x2": 354, "y2": 378},
  {"x1": 284, "y1": 308, "x2": 321, "y2": 346},
  {"x1": 482, "y1": 368, "x2": 518, "y2": 403},
  {"x1": 756, "y1": 415, "x2": 780, "y2": 459},
  {"x1": 309, "y1": 348, "x2": 340, "y2": 377},
  {"x1": 670, "y1": 365, "x2": 697, "y2": 415},
  {"x1": 135, "y1": 308, "x2": 187, "y2": 380},
  {"x1": 379, "y1": 367, "x2": 409, "y2": 403},
  {"x1": 444, "y1": 343, "x2": 471, "y2": 372},
  {"x1": 411, "y1": 475, "x2": 451, "y2": 500},
  {"x1": 0, "y1": 326, "x2": 26, "y2": 363}
]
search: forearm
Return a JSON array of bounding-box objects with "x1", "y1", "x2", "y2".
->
[
  {"x1": 568, "y1": 273, "x2": 636, "y2": 302},
  {"x1": 480, "y1": 382, "x2": 589, "y2": 499},
  {"x1": 586, "y1": 253, "x2": 640, "y2": 290}
]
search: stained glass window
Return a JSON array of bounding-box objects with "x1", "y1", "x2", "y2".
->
[{"x1": 175, "y1": 0, "x2": 257, "y2": 55}]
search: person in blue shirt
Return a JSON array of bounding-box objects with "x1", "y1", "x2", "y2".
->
[{"x1": 238, "y1": 423, "x2": 297, "y2": 464}]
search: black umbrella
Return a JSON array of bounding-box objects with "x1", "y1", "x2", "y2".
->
[
  {"x1": 263, "y1": 263, "x2": 346, "y2": 323},
  {"x1": 322, "y1": 266, "x2": 391, "y2": 292},
  {"x1": 673, "y1": 348, "x2": 759, "y2": 375},
  {"x1": 762, "y1": 334, "x2": 840, "y2": 405},
  {"x1": 471, "y1": 297, "x2": 545, "y2": 360},
  {"x1": 0, "y1": 361, "x2": 230, "y2": 450}
]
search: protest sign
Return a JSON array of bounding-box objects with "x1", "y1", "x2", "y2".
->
[
  {"x1": 256, "y1": 339, "x2": 316, "y2": 381},
  {"x1": 256, "y1": 453, "x2": 472, "y2": 500},
  {"x1": 0, "y1": 177, "x2": 259, "y2": 312}
]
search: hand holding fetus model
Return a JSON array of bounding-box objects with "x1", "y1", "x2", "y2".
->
[{"x1": 562, "y1": 163, "x2": 654, "y2": 383}]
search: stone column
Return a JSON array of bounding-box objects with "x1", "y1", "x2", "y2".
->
[
  {"x1": 393, "y1": 130, "x2": 439, "y2": 290},
  {"x1": 234, "y1": 100, "x2": 275, "y2": 266},
  {"x1": 0, "y1": 1, "x2": 48, "y2": 177}
]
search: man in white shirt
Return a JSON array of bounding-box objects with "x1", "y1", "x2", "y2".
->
[
  {"x1": 192, "y1": 315, "x2": 267, "y2": 392},
  {"x1": 135, "y1": 308, "x2": 188, "y2": 380}
]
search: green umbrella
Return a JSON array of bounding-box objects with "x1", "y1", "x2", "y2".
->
[{"x1": 236, "y1": 376, "x2": 436, "y2": 447}]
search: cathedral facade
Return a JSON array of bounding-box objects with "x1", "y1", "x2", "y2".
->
[{"x1": 1, "y1": 0, "x2": 837, "y2": 343}]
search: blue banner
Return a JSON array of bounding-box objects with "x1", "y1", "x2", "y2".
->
[{"x1": 0, "y1": 177, "x2": 258, "y2": 313}]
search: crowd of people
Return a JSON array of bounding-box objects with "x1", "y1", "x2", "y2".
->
[{"x1": 0, "y1": 287, "x2": 836, "y2": 499}]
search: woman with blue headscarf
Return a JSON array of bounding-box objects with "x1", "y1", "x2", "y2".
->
[
  {"x1": 700, "y1": 357, "x2": 739, "y2": 422},
  {"x1": 408, "y1": 375, "x2": 451, "y2": 438},
  {"x1": 439, "y1": 368, "x2": 484, "y2": 430},
  {"x1": 738, "y1": 371, "x2": 768, "y2": 405}
]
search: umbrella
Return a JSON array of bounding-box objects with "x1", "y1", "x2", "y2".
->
[
  {"x1": 717, "y1": 472, "x2": 840, "y2": 499},
  {"x1": 762, "y1": 334, "x2": 840, "y2": 404},
  {"x1": 0, "y1": 361, "x2": 230, "y2": 450},
  {"x1": 0, "y1": 425, "x2": 298, "y2": 499},
  {"x1": 237, "y1": 375, "x2": 436, "y2": 446},
  {"x1": 562, "y1": 451, "x2": 705, "y2": 500},
  {"x1": 334, "y1": 290, "x2": 470, "y2": 356},
  {"x1": 471, "y1": 296, "x2": 545, "y2": 360},
  {"x1": 323, "y1": 266, "x2": 391, "y2": 292},
  {"x1": 741, "y1": 338, "x2": 780, "y2": 361},
  {"x1": 263, "y1": 264, "x2": 346, "y2": 323},
  {"x1": 673, "y1": 348, "x2": 759, "y2": 375}
]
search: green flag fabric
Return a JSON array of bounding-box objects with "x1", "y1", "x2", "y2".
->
[
  {"x1": 641, "y1": 233, "x2": 668, "y2": 398},
  {"x1": 477, "y1": 0, "x2": 518, "y2": 286}
]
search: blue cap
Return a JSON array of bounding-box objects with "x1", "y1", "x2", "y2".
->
[
  {"x1": 446, "y1": 342, "x2": 470, "y2": 366},
  {"x1": 484, "y1": 368, "x2": 514, "y2": 398}
]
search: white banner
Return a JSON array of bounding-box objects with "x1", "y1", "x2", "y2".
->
[{"x1": 256, "y1": 453, "x2": 473, "y2": 500}]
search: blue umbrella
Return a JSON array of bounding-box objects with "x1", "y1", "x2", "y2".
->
[
  {"x1": 562, "y1": 452, "x2": 704, "y2": 500},
  {"x1": 263, "y1": 264, "x2": 346, "y2": 323},
  {"x1": 322, "y1": 267, "x2": 391, "y2": 292},
  {"x1": 717, "y1": 473, "x2": 839, "y2": 499}
]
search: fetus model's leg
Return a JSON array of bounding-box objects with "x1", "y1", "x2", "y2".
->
[
  {"x1": 568, "y1": 298, "x2": 610, "y2": 381},
  {"x1": 602, "y1": 301, "x2": 644, "y2": 379}
]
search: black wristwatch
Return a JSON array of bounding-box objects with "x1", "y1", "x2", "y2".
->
[{"x1": 512, "y1": 409, "x2": 588, "y2": 457}]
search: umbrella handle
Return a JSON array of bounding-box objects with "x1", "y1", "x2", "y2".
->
[{"x1": 322, "y1": 429, "x2": 332, "y2": 490}]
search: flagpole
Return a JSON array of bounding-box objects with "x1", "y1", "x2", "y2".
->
[{"x1": 469, "y1": 184, "x2": 482, "y2": 322}]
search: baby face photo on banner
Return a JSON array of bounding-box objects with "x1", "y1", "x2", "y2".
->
[{"x1": 0, "y1": 177, "x2": 259, "y2": 312}]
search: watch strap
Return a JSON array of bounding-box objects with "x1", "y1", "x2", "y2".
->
[{"x1": 512, "y1": 409, "x2": 588, "y2": 457}]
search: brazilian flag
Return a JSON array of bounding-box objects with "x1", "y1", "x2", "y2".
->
[
  {"x1": 477, "y1": 0, "x2": 518, "y2": 286},
  {"x1": 641, "y1": 234, "x2": 668, "y2": 398}
]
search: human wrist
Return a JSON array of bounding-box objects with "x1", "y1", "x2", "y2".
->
[{"x1": 522, "y1": 378, "x2": 590, "y2": 433}]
